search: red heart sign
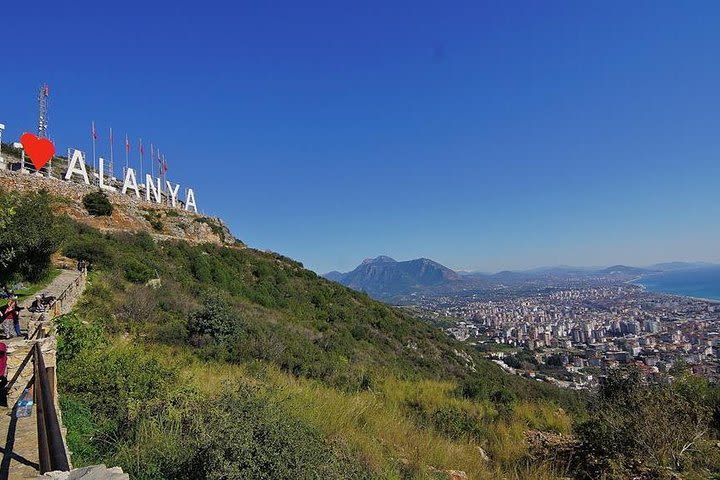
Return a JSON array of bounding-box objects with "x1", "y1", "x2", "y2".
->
[{"x1": 19, "y1": 133, "x2": 55, "y2": 171}]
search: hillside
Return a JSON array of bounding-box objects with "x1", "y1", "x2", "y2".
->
[
  {"x1": 0, "y1": 181, "x2": 580, "y2": 479},
  {"x1": 4, "y1": 184, "x2": 718, "y2": 479},
  {"x1": 326, "y1": 256, "x2": 462, "y2": 299}
]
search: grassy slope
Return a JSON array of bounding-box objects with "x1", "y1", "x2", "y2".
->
[{"x1": 56, "y1": 218, "x2": 584, "y2": 479}]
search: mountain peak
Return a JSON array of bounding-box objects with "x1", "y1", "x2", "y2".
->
[
  {"x1": 361, "y1": 255, "x2": 397, "y2": 265},
  {"x1": 325, "y1": 255, "x2": 459, "y2": 299}
]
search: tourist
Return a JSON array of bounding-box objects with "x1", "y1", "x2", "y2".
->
[{"x1": 1, "y1": 298, "x2": 22, "y2": 338}]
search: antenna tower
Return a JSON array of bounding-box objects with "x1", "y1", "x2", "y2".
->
[{"x1": 38, "y1": 84, "x2": 49, "y2": 138}]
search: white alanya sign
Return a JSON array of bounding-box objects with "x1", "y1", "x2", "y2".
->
[{"x1": 64, "y1": 149, "x2": 198, "y2": 212}]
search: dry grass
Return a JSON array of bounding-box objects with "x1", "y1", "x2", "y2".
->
[{"x1": 170, "y1": 348, "x2": 572, "y2": 480}]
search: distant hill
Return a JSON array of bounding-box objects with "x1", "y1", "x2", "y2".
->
[
  {"x1": 600, "y1": 265, "x2": 656, "y2": 275},
  {"x1": 325, "y1": 256, "x2": 461, "y2": 298},
  {"x1": 325, "y1": 259, "x2": 720, "y2": 300},
  {"x1": 650, "y1": 261, "x2": 718, "y2": 271},
  {"x1": 322, "y1": 271, "x2": 345, "y2": 282}
]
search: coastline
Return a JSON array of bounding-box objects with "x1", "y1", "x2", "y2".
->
[{"x1": 629, "y1": 273, "x2": 720, "y2": 304}]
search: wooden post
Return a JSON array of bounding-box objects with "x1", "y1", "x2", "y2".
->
[
  {"x1": 34, "y1": 347, "x2": 51, "y2": 473},
  {"x1": 46, "y1": 367, "x2": 55, "y2": 403}
]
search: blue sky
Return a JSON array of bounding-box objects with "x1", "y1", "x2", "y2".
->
[{"x1": 2, "y1": 1, "x2": 719, "y2": 273}]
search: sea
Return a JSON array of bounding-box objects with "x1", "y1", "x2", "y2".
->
[{"x1": 634, "y1": 266, "x2": 720, "y2": 302}]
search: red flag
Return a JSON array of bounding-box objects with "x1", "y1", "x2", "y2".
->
[
  {"x1": 125, "y1": 135, "x2": 130, "y2": 152},
  {"x1": 162, "y1": 155, "x2": 169, "y2": 173}
]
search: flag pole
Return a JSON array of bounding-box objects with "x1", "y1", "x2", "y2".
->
[
  {"x1": 91, "y1": 121, "x2": 97, "y2": 184},
  {"x1": 139, "y1": 138, "x2": 144, "y2": 181},
  {"x1": 109, "y1": 127, "x2": 114, "y2": 180},
  {"x1": 125, "y1": 134, "x2": 129, "y2": 179},
  {"x1": 150, "y1": 143, "x2": 154, "y2": 178}
]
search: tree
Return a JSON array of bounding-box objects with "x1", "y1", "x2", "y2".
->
[
  {"x1": 0, "y1": 189, "x2": 59, "y2": 286},
  {"x1": 82, "y1": 190, "x2": 113, "y2": 216}
]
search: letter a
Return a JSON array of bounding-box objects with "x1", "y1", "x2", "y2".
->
[
  {"x1": 185, "y1": 188, "x2": 198, "y2": 213},
  {"x1": 122, "y1": 168, "x2": 140, "y2": 198},
  {"x1": 64, "y1": 149, "x2": 90, "y2": 184}
]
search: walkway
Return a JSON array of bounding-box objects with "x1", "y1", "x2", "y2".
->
[{"x1": 0, "y1": 269, "x2": 86, "y2": 479}]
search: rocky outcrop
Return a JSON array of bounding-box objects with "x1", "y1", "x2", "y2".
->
[
  {"x1": 524, "y1": 429, "x2": 577, "y2": 466},
  {"x1": 35, "y1": 465, "x2": 129, "y2": 480},
  {"x1": 0, "y1": 167, "x2": 237, "y2": 247}
]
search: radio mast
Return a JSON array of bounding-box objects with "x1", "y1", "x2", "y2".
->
[{"x1": 38, "y1": 84, "x2": 49, "y2": 138}]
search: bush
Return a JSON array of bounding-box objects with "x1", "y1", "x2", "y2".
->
[
  {"x1": 82, "y1": 190, "x2": 113, "y2": 216},
  {"x1": 142, "y1": 211, "x2": 163, "y2": 231},
  {"x1": 57, "y1": 318, "x2": 369, "y2": 479},
  {"x1": 123, "y1": 257, "x2": 154, "y2": 283},
  {"x1": 63, "y1": 238, "x2": 113, "y2": 268},
  {"x1": 182, "y1": 384, "x2": 371, "y2": 480},
  {"x1": 0, "y1": 189, "x2": 59, "y2": 284},
  {"x1": 574, "y1": 367, "x2": 718, "y2": 479}
]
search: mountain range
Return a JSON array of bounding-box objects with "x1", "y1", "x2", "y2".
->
[
  {"x1": 325, "y1": 256, "x2": 461, "y2": 298},
  {"x1": 325, "y1": 257, "x2": 717, "y2": 300}
]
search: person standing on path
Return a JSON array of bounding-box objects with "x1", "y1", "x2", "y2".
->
[{"x1": 1, "y1": 299, "x2": 22, "y2": 338}]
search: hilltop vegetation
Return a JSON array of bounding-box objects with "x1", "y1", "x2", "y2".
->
[
  {"x1": 3, "y1": 188, "x2": 720, "y2": 479},
  {"x1": 56, "y1": 215, "x2": 582, "y2": 406}
]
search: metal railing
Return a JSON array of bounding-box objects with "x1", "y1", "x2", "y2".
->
[{"x1": 32, "y1": 342, "x2": 69, "y2": 473}]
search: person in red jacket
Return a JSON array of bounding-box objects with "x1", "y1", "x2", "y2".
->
[{"x1": 2, "y1": 299, "x2": 22, "y2": 338}]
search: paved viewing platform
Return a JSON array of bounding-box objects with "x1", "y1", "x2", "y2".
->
[{"x1": 0, "y1": 269, "x2": 85, "y2": 479}]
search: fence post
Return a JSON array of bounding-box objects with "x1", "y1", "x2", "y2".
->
[
  {"x1": 34, "y1": 346, "x2": 51, "y2": 473},
  {"x1": 33, "y1": 344, "x2": 70, "y2": 473}
]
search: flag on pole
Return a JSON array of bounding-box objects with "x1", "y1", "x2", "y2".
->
[
  {"x1": 109, "y1": 127, "x2": 113, "y2": 144},
  {"x1": 125, "y1": 134, "x2": 130, "y2": 152},
  {"x1": 139, "y1": 139, "x2": 144, "y2": 156},
  {"x1": 91, "y1": 121, "x2": 98, "y2": 140},
  {"x1": 162, "y1": 155, "x2": 169, "y2": 174}
]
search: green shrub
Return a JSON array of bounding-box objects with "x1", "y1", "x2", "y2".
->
[
  {"x1": 187, "y1": 293, "x2": 238, "y2": 342},
  {"x1": 574, "y1": 367, "x2": 719, "y2": 479},
  {"x1": 123, "y1": 257, "x2": 154, "y2": 283},
  {"x1": 82, "y1": 190, "x2": 113, "y2": 216},
  {"x1": 0, "y1": 189, "x2": 59, "y2": 284},
  {"x1": 57, "y1": 318, "x2": 370, "y2": 479},
  {"x1": 141, "y1": 211, "x2": 163, "y2": 231},
  {"x1": 56, "y1": 314, "x2": 106, "y2": 363},
  {"x1": 181, "y1": 385, "x2": 371, "y2": 480},
  {"x1": 63, "y1": 239, "x2": 113, "y2": 268}
]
